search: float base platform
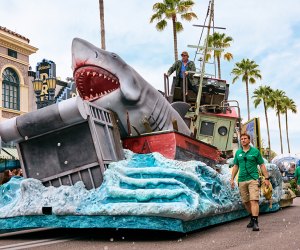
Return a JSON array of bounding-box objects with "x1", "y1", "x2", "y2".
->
[{"x1": 0, "y1": 203, "x2": 279, "y2": 234}]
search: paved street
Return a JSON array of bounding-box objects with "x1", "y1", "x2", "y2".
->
[{"x1": 0, "y1": 198, "x2": 299, "y2": 250}]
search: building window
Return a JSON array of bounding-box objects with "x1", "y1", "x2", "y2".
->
[
  {"x1": 8, "y1": 49, "x2": 17, "y2": 59},
  {"x1": 2, "y1": 67, "x2": 20, "y2": 110},
  {"x1": 200, "y1": 121, "x2": 214, "y2": 136}
]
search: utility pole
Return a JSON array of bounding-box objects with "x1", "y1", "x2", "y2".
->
[{"x1": 99, "y1": 0, "x2": 106, "y2": 50}]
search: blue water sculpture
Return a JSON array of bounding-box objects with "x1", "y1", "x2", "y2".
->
[{"x1": 0, "y1": 150, "x2": 281, "y2": 233}]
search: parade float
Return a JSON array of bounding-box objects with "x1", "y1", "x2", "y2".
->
[{"x1": 0, "y1": 0, "x2": 283, "y2": 234}]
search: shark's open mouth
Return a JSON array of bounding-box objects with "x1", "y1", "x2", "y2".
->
[{"x1": 74, "y1": 66, "x2": 120, "y2": 101}]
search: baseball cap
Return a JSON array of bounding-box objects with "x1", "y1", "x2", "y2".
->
[{"x1": 181, "y1": 51, "x2": 189, "y2": 57}]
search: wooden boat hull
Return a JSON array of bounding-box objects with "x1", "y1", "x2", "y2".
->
[{"x1": 122, "y1": 131, "x2": 220, "y2": 166}]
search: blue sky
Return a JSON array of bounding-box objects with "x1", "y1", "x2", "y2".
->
[{"x1": 1, "y1": 0, "x2": 300, "y2": 156}]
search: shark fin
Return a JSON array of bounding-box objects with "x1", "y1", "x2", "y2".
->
[{"x1": 171, "y1": 102, "x2": 191, "y2": 119}]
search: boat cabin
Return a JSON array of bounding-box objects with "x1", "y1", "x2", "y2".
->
[{"x1": 166, "y1": 75, "x2": 240, "y2": 158}]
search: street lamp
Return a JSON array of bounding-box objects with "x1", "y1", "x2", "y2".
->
[
  {"x1": 32, "y1": 77, "x2": 57, "y2": 109},
  {"x1": 32, "y1": 79, "x2": 43, "y2": 108},
  {"x1": 46, "y1": 77, "x2": 57, "y2": 103}
]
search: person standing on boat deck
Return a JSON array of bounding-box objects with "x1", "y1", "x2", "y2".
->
[
  {"x1": 165, "y1": 51, "x2": 198, "y2": 94},
  {"x1": 230, "y1": 133, "x2": 270, "y2": 231}
]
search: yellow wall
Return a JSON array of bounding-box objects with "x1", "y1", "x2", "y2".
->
[{"x1": 0, "y1": 28, "x2": 38, "y2": 121}]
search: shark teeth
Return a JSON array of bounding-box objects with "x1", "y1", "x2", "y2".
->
[
  {"x1": 77, "y1": 70, "x2": 118, "y2": 83},
  {"x1": 75, "y1": 66, "x2": 120, "y2": 101},
  {"x1": 80, "y1": 87, "x2": 120, "y2": 101}
]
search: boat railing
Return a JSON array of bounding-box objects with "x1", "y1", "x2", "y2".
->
[
  {"x1": 199, "y1": 104, "x2": 224, "y2": 113},
  {"x1": 221, "y1": 100, "x2": 242, "y2": 134},
  {"x1": 164, "y1": 74, "x2": 187, "y2": 103},
  {"x1": 164, "y1": 74, "x2": 188, "y2": 103},
  {"x1": 164, "y1": 71, "x2": 214, "y2": 105},
  {"x1": 182, "y1": 74, "x2": 187, "y2": 103},
  {"x1": 163, "y1": 73, "x2": 170, "y2": 98}
]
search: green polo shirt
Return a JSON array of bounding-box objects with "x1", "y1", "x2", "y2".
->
[
  {"x1": 295, "y1": 167, "x2": 300, "y2": 185},
  {"x1": 233, "y1": 146, "x2": 264, "y2": 182}
]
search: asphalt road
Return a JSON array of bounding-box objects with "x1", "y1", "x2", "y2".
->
[{"x1": 1, "y1": 198, "x2": 299, "y2": 250}]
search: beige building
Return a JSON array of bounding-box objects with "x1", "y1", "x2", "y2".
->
[{"x1": 0, "y1": 26, "x2": 38, "y2": 122}]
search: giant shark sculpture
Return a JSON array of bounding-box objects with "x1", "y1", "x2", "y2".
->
[{"x1": 72, "y1": 38, "x2": 191, "y2": 137}]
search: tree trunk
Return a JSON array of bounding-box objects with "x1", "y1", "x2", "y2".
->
[
  {"x1": 245, "y1": 79, "x2": 250, "y2": 121},
  {"x1": 217, "y1": 55, "x2": 221, "y2": 79},
  {"x1": 172, "y1": 16, "x2": 178, "y2": 61},
  {"x1": 285, "y1": 109, "x2": 290, "y2": 153},
  {"x1": 264, "y1": 101, "x2": 271, "y2": 160},
  {"x1": 99, "y1": 0, "x2": 106, "y2": 50},
  {"x1": 277, "y1": 107, "x2": 283, "y2": 154}
]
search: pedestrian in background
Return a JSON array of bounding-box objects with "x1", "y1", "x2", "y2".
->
[
  {"x1": 287, "y1": 162, "x2": 296, "y2": 178},
  {"x1": 11, "y1": 168, "x2": 23, "y2": 177},
  {"x1": 230, "y1": 133, "x2": 270, "y2": 231},
  {"x1": 0, "y1": 170, "x2": 10, "y2": 185}
]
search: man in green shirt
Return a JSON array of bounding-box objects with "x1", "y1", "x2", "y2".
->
[
  {"x1": 230, "y1": 133, "x2": 270, "y2": 231},
  {"x1": 294, "y1": 163, "x2": 300, "y2": 191}
]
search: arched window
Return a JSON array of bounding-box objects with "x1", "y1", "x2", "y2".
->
[{"x1": 2, "y1": 67, "x2": 20, "y2": 110}]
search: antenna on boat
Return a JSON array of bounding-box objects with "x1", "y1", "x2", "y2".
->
[
  {"x1": 194, "y1": 0, "x2": 214, "y2": 120},
  {"x1": 189, "y1": 0, "x2": 225, "y2": 120}
]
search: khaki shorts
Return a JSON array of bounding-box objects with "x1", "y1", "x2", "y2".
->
[{"x1": 238, "y1": 180, "x2": 259, "y2": 203}]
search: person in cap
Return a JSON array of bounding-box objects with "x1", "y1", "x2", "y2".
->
[{"x1": 165, "y1": 51, "x2": 198, "y2": 93}]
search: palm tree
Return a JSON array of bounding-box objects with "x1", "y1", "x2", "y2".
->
[
  {"x1": 269, "y1": 89, "x2": 286, "y2": 154},
  {"x1": 99, "y1": 0, "x2": 106, "y2": 49},
  {"x1": 231, "y1": 59, "x2": 262, "y2": 121},
  {"x1": 281, "y1": 97, "x2": 297, "y2": 153},
  {"x1": 252, "y1": 85, "x2": 273, "y2": 160},
  {"x1": 206, "y1": 32, "x2": 233, "y2": 79},
  {"x1": 150, "y1": 0, "x2": 197, "y2": 61}
]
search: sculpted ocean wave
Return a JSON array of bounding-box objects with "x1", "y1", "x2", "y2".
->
[{"x1": 0, "y1": 150, "x2": 281, "y2": 221}]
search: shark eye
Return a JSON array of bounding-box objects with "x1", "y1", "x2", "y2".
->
[
  {"x1": 111, "y1": 53, "x2": 118, "y2": 59},
  {"x1": 95, "y1": 51, "x2": 98, "y2": 58}
]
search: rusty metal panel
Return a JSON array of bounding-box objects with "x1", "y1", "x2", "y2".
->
[
  {"x1": 12, "y1": 99, "x2": 124, "y2": 190},
  {"x1": 18, "y1": 122, "x2": 98, "y2": 179}
]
